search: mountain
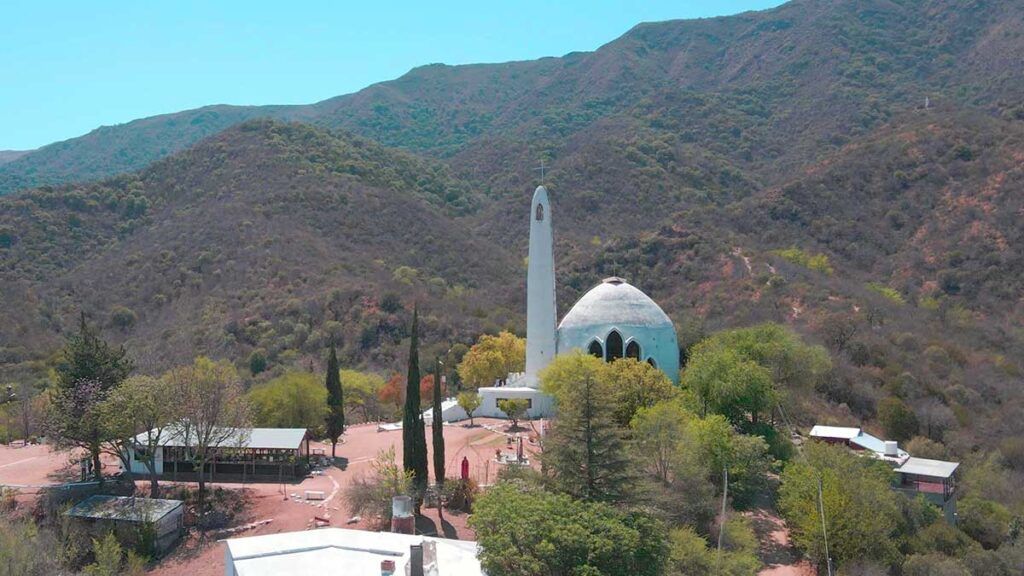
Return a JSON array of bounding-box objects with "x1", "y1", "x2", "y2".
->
[
  {"x1": 2, "y1": 0, "x2": 1022, "y2": 196},
  {"x1": 0, "y1": 150, "x2": 30, "y2": 165},
  {"x1": 2, "y1": 0, "x2": 1023, "y2": 453}
]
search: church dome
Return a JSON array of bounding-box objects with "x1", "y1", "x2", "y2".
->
[
  {"x1": 557, "y1": 277, "x2": 680, "y2": 384},
  {"x1": 558, "y1": 277, "x2": 673, "y2": 330}
]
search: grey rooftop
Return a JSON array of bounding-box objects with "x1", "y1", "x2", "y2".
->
[
  {"x1": 66, "y1": 495, "x2": 183, "y2": 522},
  {"x1": 896, "y1": 457, "x2": 960, "y2": 479},
  {"x1": 133, "y1": 425, "x2": 307, "y2": 451}
]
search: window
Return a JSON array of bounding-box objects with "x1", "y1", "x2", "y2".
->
[
  {"x1": 535, "y1": 203, "x2": 544, "y2": 221},
  {"x1": 625, "y1": 340, "x2": 641, "y2": 360},
  {"x1": 606, "y1": 330, "x2": 623, "y2": 361},
  {"x1": 647, "y1": 358, "x2": 658, "y2": 368},
  {"x1": 587, "y1": 340, "x2": 604, "y2": 359}
]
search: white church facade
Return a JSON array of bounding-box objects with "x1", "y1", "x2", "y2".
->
[{"x1": 472, "y1": 185, "x2": 680, "y2": 419}]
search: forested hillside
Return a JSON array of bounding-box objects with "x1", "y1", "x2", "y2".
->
[{"x1": 1, "y1": 0, "x2": 1023, "y2": 467}]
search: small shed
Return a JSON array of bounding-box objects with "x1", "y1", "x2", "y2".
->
[{"x1": 66, "y1": 495, "x2": 184, "y2": 555}]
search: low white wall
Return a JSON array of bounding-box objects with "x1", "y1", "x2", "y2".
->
[{"x1": 477, "y1": 387, "x2": 554, "y2": 419}]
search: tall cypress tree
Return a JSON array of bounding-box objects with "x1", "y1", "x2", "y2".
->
[
  {"x1": 432, "y1": 357, "x2": 445, "y2": 485},
  {"x1": 402, "y1": 305, "x2": 429, "y2": 499},
  {"x1": 324, "y1": 342, "x2": 345, "y2": 458}
]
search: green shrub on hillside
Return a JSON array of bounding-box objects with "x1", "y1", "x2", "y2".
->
[{"x1": 772, "y1": 247, "x2": 834, "y2": 275}]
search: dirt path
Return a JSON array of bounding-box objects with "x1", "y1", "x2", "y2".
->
[{"x1": 743, "y1": 476, "x2": 816, "y2": 576}]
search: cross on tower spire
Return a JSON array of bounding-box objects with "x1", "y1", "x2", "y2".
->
[{"x1": 535, "y1": 159, "x2": 546, "y2": 184}]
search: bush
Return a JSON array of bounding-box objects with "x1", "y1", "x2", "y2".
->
[
  {"x1": 959, "y1": 495, "x2": 1012, "y2": 549},
  {"x1": 442, "y1": 478, "x2": 478, "y2": 513},
  {"x1": 902, "y1": 553, "x2": 970, "y2": 576},
  {"x1": 0, "y1": 516, "x2": 62, "y2": 575},
  {"x1": 84, "y1": 532, "x2": 124, "y2": 576},
  {"x1": 344, "y1": 447, "x2": 412, "y2": 529},
  {"x1": 109, "y1": 306, "x2": 137, "y2": 331},
  {"x1": 878, "y1": 396, "x2": 918, "y2": 442},
  {"x1": 248, "y1": 349, "x2": 268, "y2": 375}
]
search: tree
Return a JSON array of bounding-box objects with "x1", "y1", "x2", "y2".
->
[
  {"x1": 497, "y1": 398, "x2": 529, "y2": 429},
  {"x1": 325, "y1": 343, "x2": 345, "y2": 458},
  {"x1": 959, "y1": 495, "x2": 1012, "y2": 549},
  {"x1": 49, "y1": 379, "x2": 107, "y2": 481},
  {"x1": 457, "y1": 331, "x2": 525, "y2": 388},
  {"x1": 470, "y1": 481, "x2": 668, "y2": 576},
  {"x1": 878, "y1": 396, "x2": 919, "y2": 442},
  {"x1": 457, "y1": 391, "x2": 481, "y2": 426},
  {"x1": 51, "y1": 313, "x2": 133, "y2": 482},
  {"x1": 683, "y1": 345, "x2": 774, "y2": 425},
  {"x1": 343, "y1": 369, "x2": 386, "y2": 423},
  {"x1": 100, "y1": 374, "x2": 178, "y2": 497},
  {"x1": 667, "y1": 525, "x2": 761, "y2": 576},
  {"x1": 432, "y1": 358, "x2": 445, "y2": 486},
  {"x1": 630, "y1": 401, "x2": 717, "y2": 530},
  {"x1": 379, "y1": 373, "x2": 404, "y2": 413},
  {"x1": 166, "y1": 357, "x2": 251, "y2": 496},
  {"x1": 778, "y1": 442, "x2": 901, "y2": 570},
  {"x1": 603, "y1": 358, "x2": 677, "y2": 427},
  {"x1": 683, "y1": 324, "x2": 831, "y2": 428},
  {"x1": 402, "y1": 306, "x2": 429, "y2": 499},
  {"x1": 247, "y1": 372, "x2": 327, "y2": 430},
  {"x1": 541, "y1": 352, "x2": 633, "y2": 503}
]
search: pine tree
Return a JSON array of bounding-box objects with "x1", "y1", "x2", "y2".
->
[
  {"x1": 402, "y1": 305, "x2": 429, "y2": 500},
  {"x1": 542, "y1": 354, "x2": 633, "y2": 504},
  {"x1": 432, "y1": 357, "x2": 446, "y2": 485},
  {"x1": 325, "y1": 342, "x2": 345, "y2": 458},
  {"x1": 52, "y1": 312, "x2": 134, "y2": 482}
]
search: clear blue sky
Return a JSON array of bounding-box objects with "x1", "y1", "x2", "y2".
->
[{"x1": 1, "y1": 0, "x2": 783, "y2": 150}]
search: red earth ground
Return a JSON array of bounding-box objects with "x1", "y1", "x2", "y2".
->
[{"x1": 2, "y1": 418, "x2": 541, "y2": 576}]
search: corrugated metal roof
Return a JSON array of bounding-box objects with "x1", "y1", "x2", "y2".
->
[
  {"x1": 134, "y1": 425, "x2": 307, "y2": 450},
  {"x1": 896, "y1": 457, "x2": 960, "y2": 479},
  {"x1": 66, "y1": 495, "x2": 182, "y2": 522},
  {"x1": 809, "y1": 425, "x2": 861, "y2": 440}
]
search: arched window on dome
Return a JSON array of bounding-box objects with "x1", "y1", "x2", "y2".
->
[
  {"x1": 625, "y1": 340, "x2": 641, "y2": 360},
  {"x1": 587, "y1": 340, "x2": 604, "y2": 359},
  {"x1": 606, "y1": 330, "x2": 623, "y2": 362},
  {"x1": 647, "y1": 357, "x2": 658, "y2": 368},
  {"x1": 535, "y1": 203, "x2": 544, "y2": 221}
]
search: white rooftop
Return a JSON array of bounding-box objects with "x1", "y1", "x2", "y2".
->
[
  {"x1": 809, "y1": 425, "x2": 861, "y2": 440},
  {"x1": 224, "y1": 528, "x2": 482, "y2": 576},
  {"x1": 896, "y1": 457, "x2": 960, "y2": 479},
  {"x1": 135, "y1": 425, "x2": 307, "y2": 451}
]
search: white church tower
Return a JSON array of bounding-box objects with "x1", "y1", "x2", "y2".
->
[{"x1": 525, "y1": 185, "x2": 556, "y2": 386}]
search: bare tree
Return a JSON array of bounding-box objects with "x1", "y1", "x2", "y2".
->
[{"x1": 166, "y1": 358, "x2": 251, "y2": 497}]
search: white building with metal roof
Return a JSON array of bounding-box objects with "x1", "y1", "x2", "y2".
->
[
  {"x1": 125, "y1": 425, "x2": 309, "y2": 479},
  {"x1": 223, "y1": 527, "x2": 482, "y2": 576}
]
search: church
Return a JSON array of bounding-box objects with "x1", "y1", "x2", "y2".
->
[{"x1": 474, "y1": 185, "x2": 680, "y2": 419}]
